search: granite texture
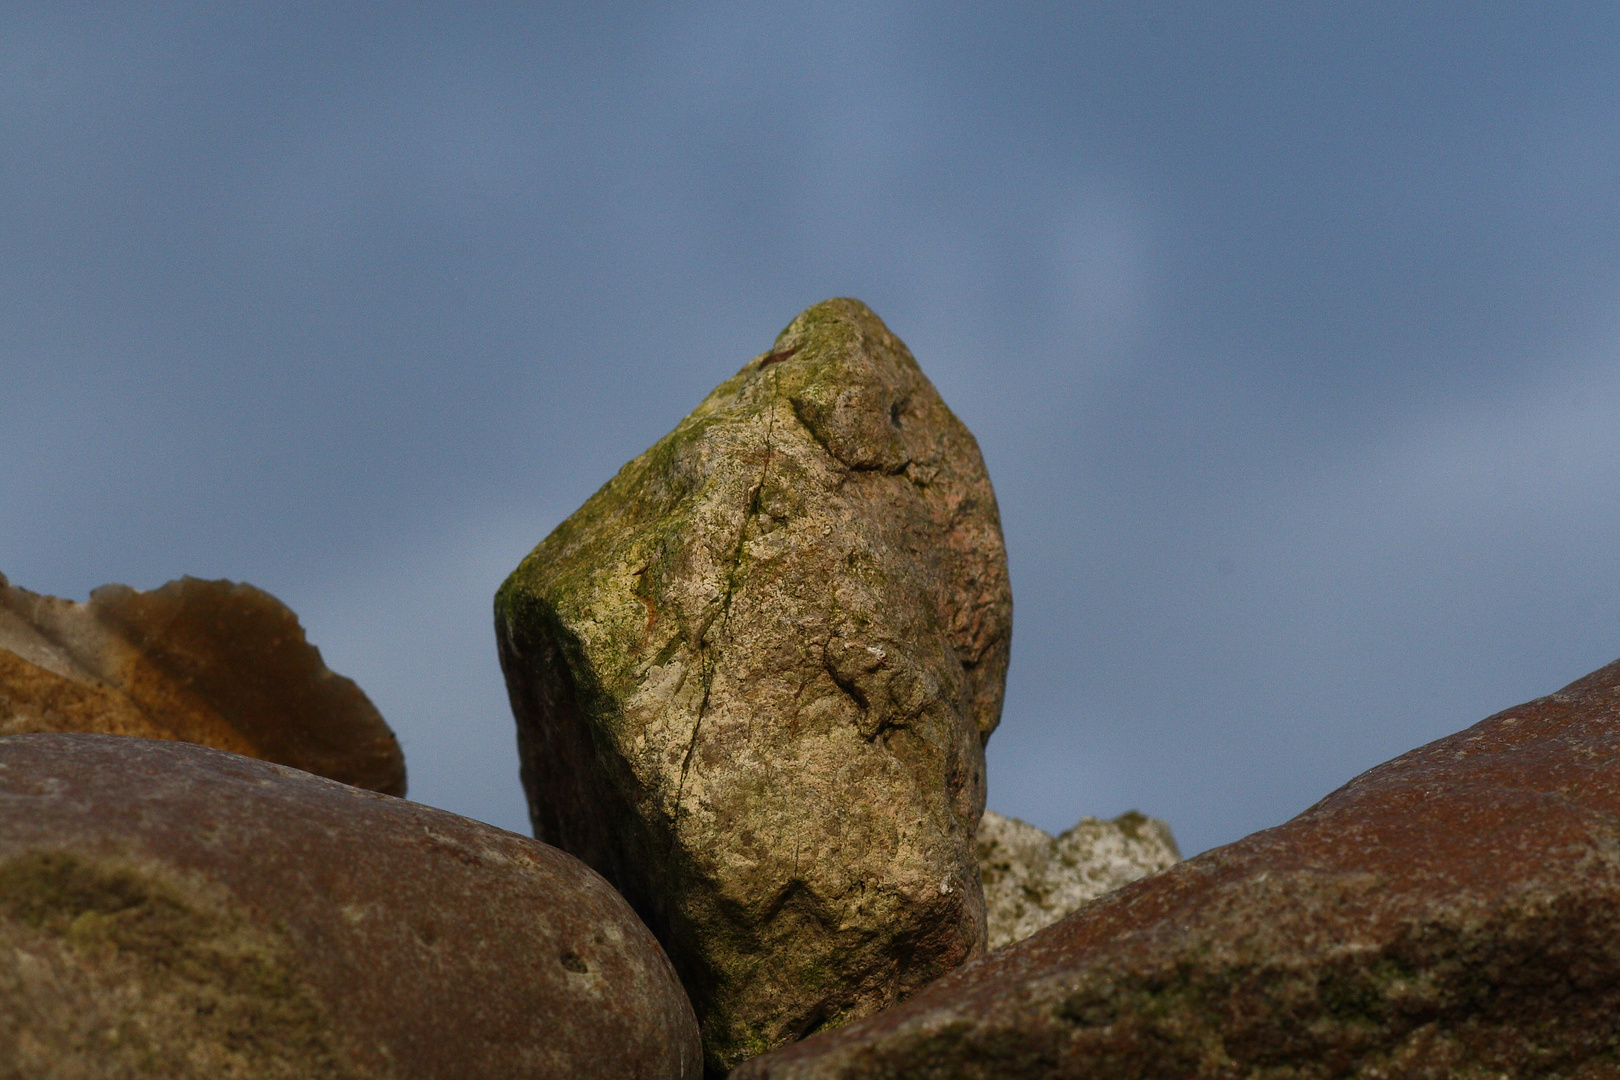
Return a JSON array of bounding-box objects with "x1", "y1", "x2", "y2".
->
[
  {"x1": 977, "y1": 810, "x2": 1179, "y2": 950},
  {"x1": 496, "y1": 299, "x2": 1012, "y2": 1074}
]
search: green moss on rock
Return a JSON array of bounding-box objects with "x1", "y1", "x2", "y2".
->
[
  {"x1": 0, "y1": 851, "x2": 369, "y2": 1080},
  {"x1": 497, "y1": 299, "x2": 1013, "y2": 1075}
]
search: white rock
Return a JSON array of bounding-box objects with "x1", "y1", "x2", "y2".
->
[{"x1": 977, "y1": 809, "x2": 1180, "y2": 950}]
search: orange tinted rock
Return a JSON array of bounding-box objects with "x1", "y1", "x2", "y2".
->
[
  {"x1": 0, "y1": 573, "x2": 404, "y2": 794},
  {"x1": 738, "y1": 657, "x2": 1620, "y2": 1079},
  {"x1": 0, "y1": 734, "x2": 702, "y2": 1079}
]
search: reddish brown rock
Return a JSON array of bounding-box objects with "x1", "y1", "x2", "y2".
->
[
  {"x1": 736, "y1": 658, "x2": 1620, "y2": 1079},
  {"x1": 0, "y1": 734, "x2": 701, "y2": 1080},
  {"x1": 0, "y1": 573, "x2": 404, "y2": 794}
]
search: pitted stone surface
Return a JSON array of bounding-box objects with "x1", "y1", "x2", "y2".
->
[
  {"x1": 496, "y1": 299, "x2": 1012, "y2": 1075},
  {"x1": 737, "y1": 657, "x2": 1620, "y2": 1079},
  {"x1": 0, "y1": 573, "x2": 404, "y2": 794},
  {"x1": 977, "y1": 809, "x2": 1179, "y2": 950},
  {"x1": 0, "y1": 734, "x2": 701, "y2": 1079}
]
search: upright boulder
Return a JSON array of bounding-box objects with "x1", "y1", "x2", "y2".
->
[
  {"x1": 496, "y1": 299, "x2": 1012, "y2": 1073},
  {"x1": 0, "y1": 573, "x2": 404, "y2": 794},
  {"x1": 737, "y1": 656, "x2": 1620, "y2": 1079},
  {"x1": 0, "y1": 733, "x2": 702, "y2": 1079}
]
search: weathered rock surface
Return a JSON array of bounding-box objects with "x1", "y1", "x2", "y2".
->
[
  {"x1": 496, "y1": 299, "x2": 1012, "y2": 1074},
  {"x1": 0, "y1": 573, "x2": 405, "y2": 794},
  {"x1": 0, "y1": 733, "x2": 702, "y2": 1079},
  {"x1": 736, "y1": 657, "x2": 1620, "y2": 1079},
  {"x1": 977, "y1": 810, "x2": 1179, "y2": 950}
]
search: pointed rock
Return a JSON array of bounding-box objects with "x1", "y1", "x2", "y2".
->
[
  {"x1": 496, "y1": 299, "x2": 1012, "y2": 1074},
  {"x1": 0, "y1": 573, "x2": 404, "y2": 795},
  {"x1": 738, "y1": 657, "x2": 1620, "y2": 1079}
]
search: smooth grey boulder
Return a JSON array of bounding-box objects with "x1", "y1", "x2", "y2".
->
[
  {"x1": 496, "y1": 298, "x2": 1013, "y2": 1075},
  {"x1": 977, "y1": 809, "x2": 1179, "y2": 950},
  {"x1": 0, "y1": 734, "x2": 702, "y2": 1080}
]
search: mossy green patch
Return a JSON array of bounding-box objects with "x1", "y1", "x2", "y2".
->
[{"x1": 0, "y1": 850, "x2": 376, "y2": 1079}]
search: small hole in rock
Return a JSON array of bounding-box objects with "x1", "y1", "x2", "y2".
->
[
  {"x1": 889, "y1": 400, "x2": 903, "y2": 428},
  {"x1": 560, "y1": 950, "x2": 589, "y2": 973}
]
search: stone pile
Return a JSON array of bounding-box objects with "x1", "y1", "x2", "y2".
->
[{"x1": 7, "y1": 297, "x2": 1619, "y2": 1080}]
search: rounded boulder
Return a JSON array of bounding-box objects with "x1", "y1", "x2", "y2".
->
[{"x1": 0, "y1": 733, "x2": 701, "y2": 1079}]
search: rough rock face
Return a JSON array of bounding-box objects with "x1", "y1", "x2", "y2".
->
[
  {"x1": 977, "y1": 810, "x2": 1179, "y2": 950},
  {"x1": 0, "y1": 573, "x2": 405, "y2": 795},
  {"x1": 0, "y1": 734, "x2": 702, "y2": 1080},
  {"x1": 495, "y1": 299, "x2": 1012, "y2": 1074},
  {"x1": 736, "y1": 656, "x2": 1620, "y2": 1079}
]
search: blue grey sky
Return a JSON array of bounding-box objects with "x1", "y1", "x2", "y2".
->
[{"x1": 4, "y1": 5, "x2": 1619, "y2": 855}]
